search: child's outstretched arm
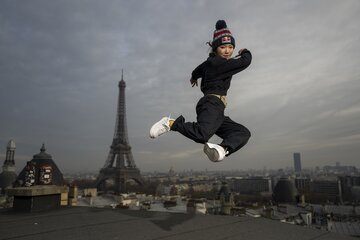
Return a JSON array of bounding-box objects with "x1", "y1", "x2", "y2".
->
[
  {"x1": 218, "y1": 49, "x2": 252, "y2": 77},
  {"x1": 190, "y1": 61, "x2": 206, "y2": 87}
]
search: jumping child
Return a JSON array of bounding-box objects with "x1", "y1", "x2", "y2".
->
[{"x1": 150, "y1": 20, "x2": 252, "y2": 162}]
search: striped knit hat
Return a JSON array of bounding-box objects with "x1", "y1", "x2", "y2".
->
[{"x1": 211, "y1": 20, "x2": 235, "y2": 51}]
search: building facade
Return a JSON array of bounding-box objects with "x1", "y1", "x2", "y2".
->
[
  {"x1": 232, "y1": 177, "x2": 272, "y2": 194},
  {"x1": 310, "y1": 178, "x2": 342, "y2": 203}
]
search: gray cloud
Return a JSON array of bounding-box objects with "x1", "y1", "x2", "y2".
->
[{"x1": 1, "y1": 0, "x2": 359, "y2": 173}]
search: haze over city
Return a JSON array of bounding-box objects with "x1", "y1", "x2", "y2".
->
[{"x1": 1, "y1": 0, "x2": 359, "y2": 173}]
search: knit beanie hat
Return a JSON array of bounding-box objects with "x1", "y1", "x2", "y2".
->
[{"x1": 211, "y1": 20, "x2": 235, "y2": 51}]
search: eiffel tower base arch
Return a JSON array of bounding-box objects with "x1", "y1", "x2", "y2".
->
[{"x1": 97, "y1": 167, "x2": 143, "y2": 193}]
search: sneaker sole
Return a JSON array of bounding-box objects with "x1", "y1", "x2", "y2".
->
[{"x1": 204, "y1": 143, "x2": 220, "y2": 162}]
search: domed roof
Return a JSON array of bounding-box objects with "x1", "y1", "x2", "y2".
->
[
  {"x1": 7, "y1": 140, "x2": 16, "y2": 149},
  {"x1": 273, "y1": 178, "x2": 298, "y2": 203},
  {"x1": 16, "y1": 144, "x2": 64, "y2": 186},
  {"x1": 0, "y1": 171, "x2": 17, "y2": 189},
  {"x1": 32, "y1": 144, "x2": 52, "y2": 159}
]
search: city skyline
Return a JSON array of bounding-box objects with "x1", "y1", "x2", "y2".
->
[{"x1": 1, "y1": 0, "x2": 360, "y2": 172}]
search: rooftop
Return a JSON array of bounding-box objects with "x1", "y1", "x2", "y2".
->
[{"x1": 0, "y1": 207, "x2": 356, "y2": 240}]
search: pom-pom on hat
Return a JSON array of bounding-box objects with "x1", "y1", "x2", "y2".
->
[{"x1": 211, "y1": 20, "x2": 235, "y2": 51}]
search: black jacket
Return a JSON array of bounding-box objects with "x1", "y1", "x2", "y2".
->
[{"x1": 191, "y1": 49, "x2": 252, "y2": 96}]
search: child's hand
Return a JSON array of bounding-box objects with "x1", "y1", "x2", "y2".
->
[
  {"x1": 190, "y1": 78, "x2": 198, "y2": 87},
  {"x1": 238, "y1": 48, "x2": 248, "y2": 55}
]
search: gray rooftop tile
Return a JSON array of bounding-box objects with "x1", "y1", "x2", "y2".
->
[{"x1": 0, "y1": 207, "x2": 356, "y2": 240}]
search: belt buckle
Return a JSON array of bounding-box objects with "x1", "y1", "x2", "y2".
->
[
  {"x1": 208, "y1": 94, "x2": 227, "y2": 107},
  {"x1": 220, "y1": 96, "x2": 227, "y2": 108}
]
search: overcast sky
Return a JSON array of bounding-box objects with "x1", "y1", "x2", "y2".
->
[{"x1": 1, "y1": 0, "x2": 360, "y2": 173}]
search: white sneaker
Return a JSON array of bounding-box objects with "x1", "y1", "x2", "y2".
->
[
  {"x1": 150, "y1": 116, "x2": 174, "y2": 138},
  {"x1": 203, "y1": 143, "x2": 227, "y2": 162}
]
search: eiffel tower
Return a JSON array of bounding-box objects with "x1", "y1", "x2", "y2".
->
[{"x1": 96, "y1": 70, "x2": 143, "y2": 193}]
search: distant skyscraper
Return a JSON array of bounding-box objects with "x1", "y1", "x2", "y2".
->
[{"x1": 294, "y1": 152, "x2": 302, "y2": 173}]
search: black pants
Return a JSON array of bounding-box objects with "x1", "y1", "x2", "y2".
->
[{"x1": 171, "y1": 95, "x2": 251, "y2": 156}]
